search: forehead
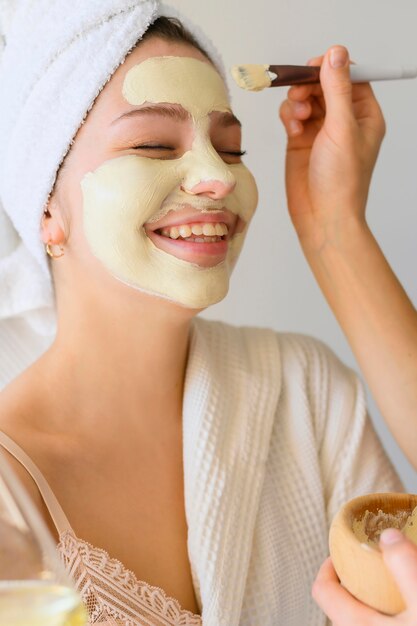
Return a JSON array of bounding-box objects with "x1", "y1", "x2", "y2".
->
[{"x1": 122, "y1": 56, "x2": 231, "y2": 118}]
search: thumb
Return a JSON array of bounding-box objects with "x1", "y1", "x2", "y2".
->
[
  {"x1": 320, "y1": 46, "x2": 354, "y2": 125},
  {"x1": 380, "y1": 528, "x2": 417, "y2": 610}
]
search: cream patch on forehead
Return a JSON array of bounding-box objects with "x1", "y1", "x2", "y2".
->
[{"x1": 122, "y1": 56, "x2": 231, "y2": 118}]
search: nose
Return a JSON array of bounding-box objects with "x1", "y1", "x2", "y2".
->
[
  {"x1": 181, "y1": 178, "x2": 236, "y2": 200},
  {"x1": 181, "y1": 145, "x2": 237, "y2": 200}
]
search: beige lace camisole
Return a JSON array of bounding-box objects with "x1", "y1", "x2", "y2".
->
[{"x1": 0, "y1": 432, "x2": 202, "y2": 626}]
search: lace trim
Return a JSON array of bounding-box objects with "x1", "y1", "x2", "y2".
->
[{"x1": 57, "y1": 530, "x2": 202, "y2": 626}]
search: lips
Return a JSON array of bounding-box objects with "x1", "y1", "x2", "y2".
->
[
  {"x1": 146, "y1": 229, "x2": 229, "y2": 266},
  {"x1": 144, "y1": 205, "x2": 246, "y2": 267},
  {"x1": 146, "y1": 206, "x2": 237, "y2": 233}
]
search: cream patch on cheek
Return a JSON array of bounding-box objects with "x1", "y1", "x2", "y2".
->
[
  {"x1": 81, "y1": 56, "x2": 259, "y2": 309},
  {"x1": 81, "y1": 154, "x2": 237, "y2": 308}
]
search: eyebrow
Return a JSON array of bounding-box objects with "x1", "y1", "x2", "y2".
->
[
  {"x1": 111, "y1": 103, "x2": 241, "y2": 127},
  {"x1": 216, "y1": 111, "x2": 242, "y2": 128}
]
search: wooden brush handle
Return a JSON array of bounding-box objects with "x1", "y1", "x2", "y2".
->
[
  {"x1": 268, "y1": 64, "x2": 417, "y2": 87},
  {"x1": 269, "y1": 65, "x2": 321, "y2": 86}
]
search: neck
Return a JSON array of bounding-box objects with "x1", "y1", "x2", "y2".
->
[{"x1": 39, "y1": 278, "x2": 195, "y2": 437}]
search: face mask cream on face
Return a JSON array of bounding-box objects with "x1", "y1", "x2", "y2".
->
[{"x1": 81, "y1": 56, "x2": 258, "y2": 309}]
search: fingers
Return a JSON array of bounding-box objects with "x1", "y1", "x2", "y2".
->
[
  {"x1": 279, "y1": 97, "x2": 313, "y2": 137},
  {"x1": 288, "y1": 84, "x2": 315, "y2": 103},
  {"x1": 319, "y1": 46, "x2": 355, "y2": 125},
  {"x1": 312, "y1": 535, "x2": 417, "y2": 626},
  {"x1": 280, "y1": 94, "x2": 325, "y2": 140},
  {"x1": 312, "y1": 558, "x2": 390, "y2": 625},
  {"x1": 380, "y1": 528, "x2": 417, "y2": 611},
  {"x1": 281, "y1": 46, "x2": 354, "y2": 139},
  {"x1": 288, "y1": 71, "x2": 326, "y2": 103},
  {"x1": 280, "y1": 45, "x2": 386, "y2": 150}
]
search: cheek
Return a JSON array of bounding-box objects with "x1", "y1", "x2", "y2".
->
[
  {"x1": 231, "y1": 164, "x2": 259, "y2": 225},
  {"x1": 81, "y1": 155, "x2": 178, "y2": 250},
  {"x1": 55, "y1": 155, "x2": 97, "y2": 243},
  {"x1": 79, "y1": 151, "x2": 258, "y2": 273}
]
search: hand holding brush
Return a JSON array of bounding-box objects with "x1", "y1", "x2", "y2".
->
[{"x1": 280, "y1": 45, "x2": 417, "y2": 505}]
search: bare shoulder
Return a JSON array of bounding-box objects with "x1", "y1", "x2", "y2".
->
[
  {"x1": 0, "y1": 372, "x2": 59, "y2": 539},
  {"x1": 0, "y1": 363, "x2": 43, "y2": 434}
]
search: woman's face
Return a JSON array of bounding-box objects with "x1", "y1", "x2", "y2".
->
[{"x1": 49, "y1": 36, "x2": 258, "y2": 309}]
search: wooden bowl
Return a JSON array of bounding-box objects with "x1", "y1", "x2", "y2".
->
[{"x1": 329, "y1": 492, "x2": 417, "y2": 615}]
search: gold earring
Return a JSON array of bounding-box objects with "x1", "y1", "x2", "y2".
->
[{"x1": 45, "y1": 241, "x2": 65, "y2": 259}]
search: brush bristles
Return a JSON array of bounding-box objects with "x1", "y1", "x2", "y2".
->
[{"x1": 231, "y1": 64, "x2": 272, "y2": 92}]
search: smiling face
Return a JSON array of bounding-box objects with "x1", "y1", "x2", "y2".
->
[{"x1": 47, "y1": 37, "x2": 258, "y2": 310}]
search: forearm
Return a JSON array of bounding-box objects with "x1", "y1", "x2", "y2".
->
[{"x1": 300, "y1": 217, "x2": 417, "y2": 468}]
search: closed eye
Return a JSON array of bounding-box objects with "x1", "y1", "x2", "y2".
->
[
  {"x1": 133, "y1": 146, "x2": 246, "y2": 155},
  {"x1": 133, "y1": 145, "x2": 175, "y2": 151},
  {"x1": 131, "y1": 146, "x2": 247, "y2": 163},
  {"x1": 220, "y1": 150, "x2": 247, "y2": 157}
]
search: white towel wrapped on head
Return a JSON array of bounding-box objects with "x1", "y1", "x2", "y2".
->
[{"x1": 0, "y1": 0, "x2": 226, "y2": 335}]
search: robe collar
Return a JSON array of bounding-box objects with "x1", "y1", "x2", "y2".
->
[{"x1": 183, "y1": 318, "x2": 282, "y2": 625}]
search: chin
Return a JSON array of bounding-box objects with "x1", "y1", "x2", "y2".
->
[
  {"x1": 112, "y1": 271, "x2": 231, "y2": 312},
  {"x1": 157, "y1": 279, "x2": 230, "y2": 311}
]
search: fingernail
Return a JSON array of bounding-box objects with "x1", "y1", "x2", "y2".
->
[
  {"x1": 330, "y1": 47, "x2": 348, "y2": 69},
  {"x1": 380, "y1": 528, "x2": 404, "y2": 545},
  {"x1": 294, "y1": 101, "x2": 307, "y2": 114},
  {"x1": 289, "y1": 120, "x2": 302, "y2": 136}
]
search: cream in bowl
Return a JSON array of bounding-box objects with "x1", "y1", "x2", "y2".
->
[{"x1": 329, "y1": 493, "x2": 417, "y2": 615}]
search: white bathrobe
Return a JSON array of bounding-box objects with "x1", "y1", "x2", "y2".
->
[{"x1": 0, "y1": 316, "x2": 402, "y2": 626}]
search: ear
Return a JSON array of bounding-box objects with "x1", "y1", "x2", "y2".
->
[{"x1": 41, "y1": 196, "x2": 66, "y2": 246}]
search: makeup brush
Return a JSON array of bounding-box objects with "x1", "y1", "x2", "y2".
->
[{"x1": 231, "y1": 64, "x2": 417, "y2": 92}]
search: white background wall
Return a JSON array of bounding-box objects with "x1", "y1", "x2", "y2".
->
[{"x1": 168, "y1": 0, "x2": 417, "y2": 490}]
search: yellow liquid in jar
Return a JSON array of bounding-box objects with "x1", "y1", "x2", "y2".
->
[{"x1": 0, "y1": 580, "x2": 88, "y2": 626}]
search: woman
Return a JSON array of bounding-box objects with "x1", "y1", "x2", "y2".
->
[
  {"x1": 0, "y1": 2, "x2": 401, "y2": 625},
  {"x1": 280, "y1": 46, "x2": 417, "y2": 623}
]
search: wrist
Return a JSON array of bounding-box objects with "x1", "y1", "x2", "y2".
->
[
  {"x1": 297, "y1": 215, "x2": 389, "y2": 318},
  {"x1": 295, "y1": 213, "x2": 370, "y2": 259}
]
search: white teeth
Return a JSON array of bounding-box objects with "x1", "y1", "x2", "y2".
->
[
  {"x1": 191, "y1": 224, "x2": 204, "y2": 236},
  {"x1": 179, "y1": 225, "x2": 192, "y2": 238},
  {"x1": 202, "y1": 223, "x2": 216, "y2": 236},
  {"x1": 185, "y1": 236, "x2": 223, "y2": 243},
  {"x1": 158, "y1": 222, "x2": 229, "y2": 241}
]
